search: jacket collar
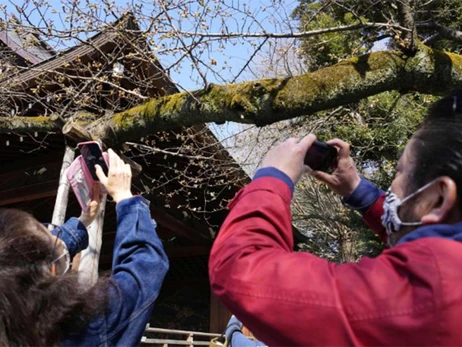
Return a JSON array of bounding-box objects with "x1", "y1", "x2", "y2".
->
[{"x1": 397, "y1": 221, "x2": 462, "y2": 245}]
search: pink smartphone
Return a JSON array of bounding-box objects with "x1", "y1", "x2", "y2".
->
[
  {"x1": 78, "y1": 141, "x2": 109, "y2": 181},
  {"x1": 66, "y1": 141, "x2": 109, "y2": 211}
]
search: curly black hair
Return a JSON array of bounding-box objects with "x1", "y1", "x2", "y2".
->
[{"x1": 0, "y1": 208, "x2": 109, "y2": 346}]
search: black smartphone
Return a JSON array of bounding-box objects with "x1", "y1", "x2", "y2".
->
[
  {"x1": 304, "y1": 140, "x2": 337, "y2": 172},
  {"x1": 79, "y1": 142, "x2": 109, "y2": 181}
]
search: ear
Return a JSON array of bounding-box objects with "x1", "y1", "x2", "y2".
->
[
  {"x1": 50, "y1": 263, "x2": 57, "y2": 276},
  {"x1": 421, "y1": 177, "x2": 458, "y2": 224}
]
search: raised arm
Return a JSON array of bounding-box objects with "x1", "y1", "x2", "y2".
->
[{"x1": 94, "y1": 149, "x2": 169, "y2": 345}]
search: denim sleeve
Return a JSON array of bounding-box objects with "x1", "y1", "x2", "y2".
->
[
  {"x1": 104, "y1": 196, "x2": 169, "y2": 345},
  {"x1": 230, "y1": 332, "x2": 268, "y2": 347},
  {"x1": 225, "y1": 315, "x2": 267, "y2": 347},
  {"x1": 51, "y1": 217, "x2": 88, "y2": 258},
  {"x1": 342, "y1": 177, "x2": 384, "y2": 214}
]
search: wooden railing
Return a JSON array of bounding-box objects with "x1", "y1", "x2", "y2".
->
[{"x1": 141, "y1": 325, "x2": 221, "y2": 346}]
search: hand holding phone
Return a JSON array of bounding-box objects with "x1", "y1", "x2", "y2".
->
[
  {"x1": 66, "y1": 141, "x2": 109, "y2": 211},
  {"x1": 304, "y1": 140, "x2": 337, "y2": 172},
  {"x1": 309, "y1": 138, "x2": 361, "y2": 198},
  {"x1": 94, "y1": 149, "x2": 133, "y2": 204},
  {"x1": 79, "y1": 142, "x2": 109, "y2": 181}
]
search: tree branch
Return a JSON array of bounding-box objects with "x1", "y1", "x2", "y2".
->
[
  {"x1": 397, "y1": 0, "x2": 418, "y2": 51},
  {"x1": 0, "y1": 116, "x2": 57, "y2": 133},
  {"x1": 422, "y1": 32, "x2": 441, "y2": 45},
  {"x1": 161, "y1": 22, "x2": 411, "y2": 39},
  {"x1": 3, "y1": 45, "x2": 462, "y2": 144},
  {"x1": 417, "y1": 23, "x2": 462, "y2": 44}
]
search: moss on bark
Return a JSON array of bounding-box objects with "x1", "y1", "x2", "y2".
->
[{"x1": 4, "y1": 45, "x2": 462, "y2": 145}]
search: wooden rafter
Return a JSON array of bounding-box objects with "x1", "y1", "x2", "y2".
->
[{"x1": 0, "y1": 180, "x2": 58, "y2": 206}]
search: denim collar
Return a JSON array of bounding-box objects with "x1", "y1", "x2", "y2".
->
[{"x1": 397, "y1": 221, "x2": 462, "y2": 245}]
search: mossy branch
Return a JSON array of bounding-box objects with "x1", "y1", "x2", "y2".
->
[
  {"x1": 0, "y1": 116, "x2": 57, "y2": 133},
  {"x1": 3, "y1": 45, "x2": 462, "y2": 144}
]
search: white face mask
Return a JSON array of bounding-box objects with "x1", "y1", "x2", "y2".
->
[
  {"x1": 381, "y1": 179, "x2": 437, "y2": 245},
  {"x1": 51, "y1": 239, "x2": 70, "y2": 276}
]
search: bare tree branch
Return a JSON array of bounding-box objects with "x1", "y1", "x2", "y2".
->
[
  {"x1": 418, "y1": 23, "x2": 462, "y2": 44},
  {"x1": 163, "y1": 22, "x2": 412, "y2": 39},
  {"x1": 397, "y1": 0, "x2": 418, "y2": 51},
  {"x1": 422, "y1": 32, "x2": 441, "y2": 45}
]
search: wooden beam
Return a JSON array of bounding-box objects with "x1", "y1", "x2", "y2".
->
[
  {"x1": 159, "y1": 279, "x2": 210, "y2": 291},
  {"x1": 151, "y1": 207, "x2": 211, "y2": 245},
  {"x1": 165, "y1": 245, "x2": 210, "y2": 258},
  {"x1": 210, "y1": 292, "x2": 231, "y2": 333},
  {"x1": 97, "y1": 245, "x2": 211, "y2": 267},
  {"x1": 100, "y1": 205, "x2": 212, "y2": 247},
  {"x1": 0, "y1": 180, "x2": 57, "y2": 206},
  {"x1": 0, "y1": 153, "x2": 63, "y2": 174}
]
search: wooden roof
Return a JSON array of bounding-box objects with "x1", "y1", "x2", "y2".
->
[
  {"x1": 1, "y1": 13, "x2": 173, "y2": 91},
  {"x1": 0, "y1": 15, "x2": 55, "y2": 66}
]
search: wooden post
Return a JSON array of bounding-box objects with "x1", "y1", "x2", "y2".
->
[
  {"x1": 77, "y1": 195, "x2": 107, "y2": 286},
  {"x1": 49, "y1": 146, "x2": 75, "y2": 227},
  {"x1": 210, "y1": 292, "x2": 232, "y2": 333},
  {"x1": 186, "y1": 333, "x2": 194, "y2": 347}
]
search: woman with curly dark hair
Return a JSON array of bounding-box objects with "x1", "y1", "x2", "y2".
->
[{"x1": 0, "y1": 149, "x2": 169, "y2": 346}]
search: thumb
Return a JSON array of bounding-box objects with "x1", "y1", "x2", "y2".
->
[
  {"x1": 298, "y1": 133, "x2": 317, "y2": 153},
  {"x1": 95, "y1": 165, "x2": 108, "y2": 185}
]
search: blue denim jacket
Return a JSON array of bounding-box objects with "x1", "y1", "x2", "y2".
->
[
  {"x1": 57, "y1": 196, "x2": 169, "y2": 346},
  {"x1": 51, "y1": 217, "x2": 89, "y2": 258}
]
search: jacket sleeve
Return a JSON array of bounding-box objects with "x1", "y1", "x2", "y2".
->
[
  {"x1": 51, "y1": 217, "x2": 89, "y2": 258},
  {"x1": 209, "y1": 177, "x2": 433, "y2": 346},
  {"x1": 362, "y1": 194, "x2": 387, "y2": 243},
  {"x1": 342, "y1": 177, "x2": 387, "y2": 243},
  {"x1": 104, "y1": 196, "x2": 169, "y2": 344}
]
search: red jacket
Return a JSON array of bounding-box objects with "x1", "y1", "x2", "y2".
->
[{"x1": 209, "y1": 176, "x2": 462, "y2": 346}]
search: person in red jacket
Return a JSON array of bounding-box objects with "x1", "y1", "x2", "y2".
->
[{"x1": 209, "y1": 90, "x2": 462, "y2": 346}]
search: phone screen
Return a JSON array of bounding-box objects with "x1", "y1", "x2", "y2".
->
[
  {"x1": 304, "y1": 141, "x2": 337, "y2": 172},
  {"x1": 80, "y1": 143, "x2": 109, "y2": 181}
]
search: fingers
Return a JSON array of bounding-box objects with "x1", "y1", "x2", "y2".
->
[
  {"x1": 108, "y1": 149, "x2": 130, "y2": 174},
  {"x1": 124, "y1": 163, "x2": 132, "y2": 177},
  {"x1": 326, "y1": 138, "x2": 351, "y2": 159},
  {"x1": 311, "y1": 170, "x2": 335, "y2": 186},
  {"x1": 298, "y1": 133, "x2": 317, "y2": 153},
  {"x1": 108, "y1": 149, "x2": 120, "y2": 171},
  {"x1": 95, "y1": 165, "x2": 108, "y2": 185},
  {"x1": 106, "y1": 149, "x2": 131, "y2": 179}
]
